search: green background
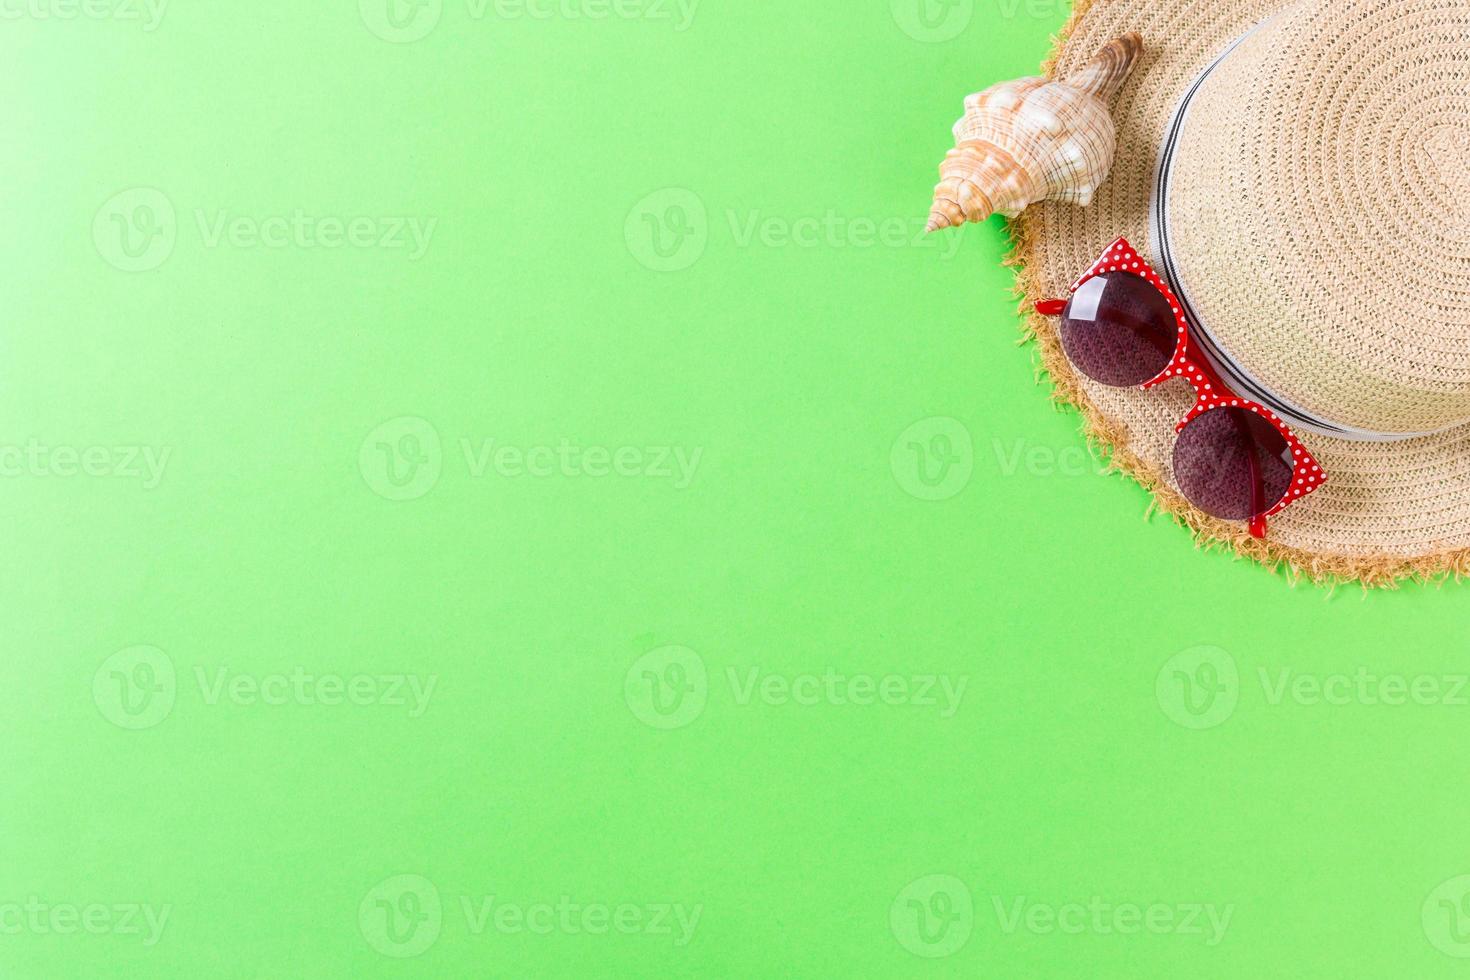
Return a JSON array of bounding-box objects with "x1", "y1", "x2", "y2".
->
[{"x1": 4, "y1": 0, "x2": 1470, "y2": 976}]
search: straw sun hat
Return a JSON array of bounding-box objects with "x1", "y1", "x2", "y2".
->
[{"x1": 985, "y1": 0, "x2": 1470, "y2": 585}]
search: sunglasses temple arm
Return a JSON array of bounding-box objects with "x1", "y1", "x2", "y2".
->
[
  {"x1": 1245, "y1": 436, "x2": 1268, "y2": 540},
  {"x1": 1223, "y1": 406, "x2": 1271, "y2": 540}
]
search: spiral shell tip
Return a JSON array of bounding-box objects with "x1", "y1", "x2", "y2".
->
[{"x1": 925, "y1": 32, "x2": 1141, "y2": 226}]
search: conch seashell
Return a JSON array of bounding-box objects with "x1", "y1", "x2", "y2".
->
[{"x1": 927, "y1": 33, "x2": 1144, "y2": 233}]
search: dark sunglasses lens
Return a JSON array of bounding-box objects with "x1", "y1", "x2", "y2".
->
[
  {"x1": 1172, "y1": 406, "x2": 1294, "y2": 520},
  {"x1": 1059, "y1": 273, "x2": 1177, "y2": 387}
]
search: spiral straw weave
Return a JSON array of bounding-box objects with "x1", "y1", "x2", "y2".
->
[{"x1": 1009, "y1": 0, "x2": 1470, "y2": 586}]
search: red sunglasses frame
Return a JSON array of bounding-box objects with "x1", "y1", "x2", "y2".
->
[{"x1": 1035, "y1": 237, "x2": 1325, "y2": 539}]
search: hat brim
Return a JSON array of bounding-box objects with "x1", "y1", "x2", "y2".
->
[{"x1": 1010, "y1": 0, "x2": 1470, "y2": 586}]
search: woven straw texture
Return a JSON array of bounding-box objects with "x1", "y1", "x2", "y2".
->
[
  {"x1": 1169, "y1": 0, "x2": 1470, "y2": 433},
  {"x1": 1010, "y1": 0, "x2": 1470, "y2": 585}
]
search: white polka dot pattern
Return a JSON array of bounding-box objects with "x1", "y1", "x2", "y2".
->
[{"x1": 1067, "y1": 238, "x2": 1326, "y2": 529}]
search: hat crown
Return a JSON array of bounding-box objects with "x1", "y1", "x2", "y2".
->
[{"x1": 1164, "y1": 0, "x2": 1470, "y2": 434}]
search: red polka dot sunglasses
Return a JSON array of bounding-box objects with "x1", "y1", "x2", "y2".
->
[{"x1": 1034, "y1": 238, "x2": 1325, "y2": 540}]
